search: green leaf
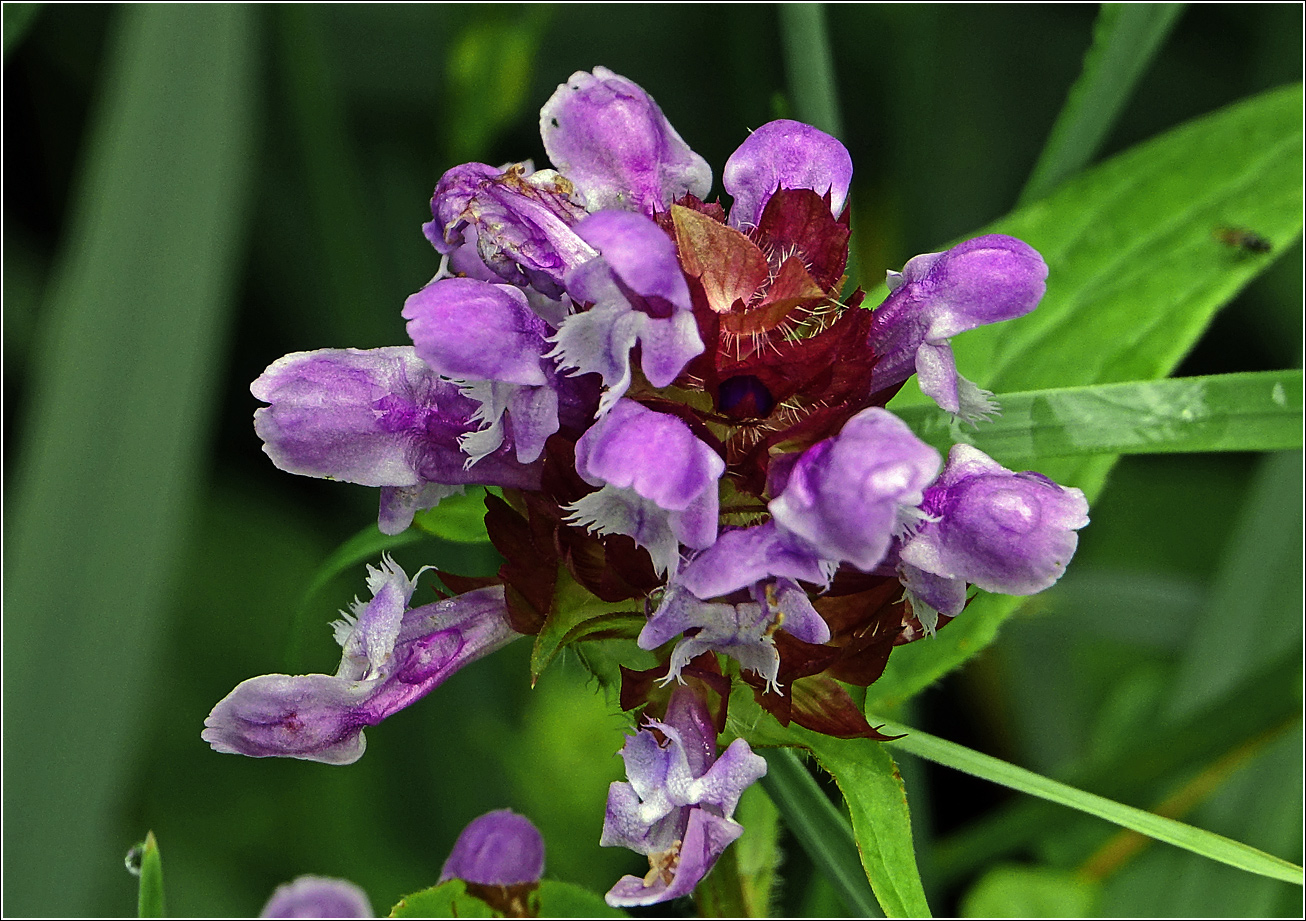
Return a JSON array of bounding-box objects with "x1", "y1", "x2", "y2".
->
[
  {"x1": 530, "y1": 569, "x2": 643, "y2": 683},
  {"x1": 873, "y1": 84, "x2": 1304, "y2": 709},
  {"x1": 757, "y1": 748, "x2": 881, "y2": 917},
  {"x1": 1, "y1": 7, "x2": 256, "y2": 914},
  {"x1": 894, "y1": 370, "x2": 1304, "y2": 464},
  {"x1": 389, "y1": 879, "x2": 497, "y2": 917},
  {"x1": 734, "y1": 687, "x2": 928, "y2": 917},
  {"x1": 388, "y1": 879, "x2": 623, "y2": 918},
  {"x1": 965, "y1": 84, "x2": 1302, "y2": 400},
  {"x1": 131, "y1": 831, "x2": 165, "y2": 918},
  {"x1": 960, "y1": 864, "x2": 1100, "y2": 918},
  {"x1": 731, "y1": 783, "x2": 782, "y2": 917},
  {"x1": 1020, "y1": 3, "x2": 1186, "y2": 204},
  {"x1": 412, "y1": 487, "x2": 494, "y2": 543},
  {"x1": 878, "y1": 719, "x2": 1304, "y2": 886},
  {"x1": 535, "y1": 880, "x2": 627, "y2": 918}
]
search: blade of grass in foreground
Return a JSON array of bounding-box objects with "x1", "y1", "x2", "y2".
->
[
  {"x1": 132, "y1": 832, "x2": 165, "y2": 918},
  {"x1": 1, "y1": 6, "x2": 256, "y2": 915},
  {"x1": 894, "y1": 369, "x2": 1303, "y2": 464},
  {"x1": 1019, "y1": 3, "x2": 1186, "y2": 204},
  {"x1": 877, "y1": 720, "x2": 1304, "y2": 886}
]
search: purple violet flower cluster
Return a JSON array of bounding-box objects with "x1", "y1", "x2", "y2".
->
[{"x1": 205, "y1": 66, "x2": 1088, "y2": 906}]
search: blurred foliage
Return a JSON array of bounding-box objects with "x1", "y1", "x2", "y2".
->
[{"x1": 3, "y1": 4, "x2": 1301, "y2": 917}]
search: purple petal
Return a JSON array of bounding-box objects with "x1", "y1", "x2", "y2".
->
[
  {"x1": 540, "y1": 67, "x2": 711, "y2": 214},
  {"x1": 898, "y1": 444, "x2": 1088, "y2": 597},
  {"x1": 201, "y1": 673, "x2": 374, "y2": 765},
  {"x1": 641, "y1": 585, "x2": 778, "y2": 690},
  {"x1": 723, "y1": 119, "x2": 853, "y2": 229},
  {"x1": 440, "y1": 810, "x2": 545, "y2": 887},
  {"x1": 572, "y1": 210, "x2": 692, "y2": 315},
  {"x1": 770, "y1": 408, "x2": 941, "y2": 571},
  {"x1": 251, "y1": 347, "x2": 544, "y2": 534},
  {"x1": 692, "y1": 737, "x2": 768, "y2": 818},
  {"x1": 204, "y1": 585, "x2": 520, "y2": 764},
  {"x1": 679, "y1": 521, "x2": 832, "y2": 601},
  {"x1": 403, "y1": 279, "x2": 550, "y2": 386},
  {"x1": 566, "y1": 400, "x2": 723, "y2": 574},
  {"x1": 869, "y1": 234, "x2": 1048, "y2": 411},
  {"x1": 552, "y1": 212, "x2": 702, "y2": 409},
  {"x1": 765, "y1": 578, "x2": 831, "y2": 645},
  {"x1": 896, "y1": 562, "x2": 968, "y2": 627},
  {"x1": 424, "y1": 163, "x2": 594, "y2": 297},
  {"x1": 603, "y1": 808, "x2": 743, "y2": 907},
  {"x1": 574, "y1": 400, "x2": 723, "y2": 512},
  {"x1": 261, "y1": 876, "x2": 373, "y2": 918}
]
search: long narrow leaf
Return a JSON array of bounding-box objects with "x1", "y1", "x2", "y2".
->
[
  {"x1": 1020, "y1": 3, "x2": 1186, "y2": 204},
  {"x1": 878, "y1": 720, "x2": 1304, "y2": 886},
  {"x1": 1, "y1": 7, "x2": 256, "y2": 914},
  {"x1": 133, "y1": 832, "x2": 165, "y2": 918},
  {"x1": 759, "y1": 748, "x2": 881, "y2": 917},
  {"x1": 895, "y1": 370, "x2": 1303, "y2": 464},
  {"x1": 933, "y1": 649, "x2": 1302, "y2": 883},
  {"x1": 779, "y1": 3, "x2": 843, "y2": 139}
]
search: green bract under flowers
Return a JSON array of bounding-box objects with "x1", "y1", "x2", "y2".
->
[{"x1": 204, "y1": 66, "x2": 1088, "y2": 907}]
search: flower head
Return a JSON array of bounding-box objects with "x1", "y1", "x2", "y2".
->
[
  {"x1": 260, "y1": 877, "x2": 373, "y2": 918},
  {"x1": 440, "y1": 809, "x2": 545, "y2": 888},
  {"x1": 600, "y1": 687, "x2": 766, "y2": 906}
]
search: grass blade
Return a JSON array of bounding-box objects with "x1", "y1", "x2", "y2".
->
[
  {"x1": 133, "y1": 832, "x2": 165, "y2": 918},
  {"x1": 879, "y1": 720, "x2": 1304, "y2": 886},
  {"x1": 1, "y1": 6, "x2": 256, "y2": 913},
  {"x1": 1020, "y1": 3, "x2": 1186, "y2": 204},
  {"x1": 894, "y1": 370, "x2": 1303, "y2": 463},
  {"x1": 779, "y1": 3, "x2": 843, "y2": 139}
]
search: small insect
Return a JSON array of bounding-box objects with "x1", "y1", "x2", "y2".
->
[{"x1": 1214, "y1": 226, "x2": 1272, "y2": 254}]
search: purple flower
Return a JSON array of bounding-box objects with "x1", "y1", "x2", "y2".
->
[
  {"x1": 403, "y1": 278, "x2": 561, "y2": 465},
  {"x1": 549, "y1": 210, "x2": 704, "y2": 415},
  {"x1": 251, "y1": 347, "x2": 543, "y2": 534},
  {"x1": 261, "y1": 876, "x2": 373, "y2": 918},
  {"x1": 566, "y1": 399, "x2": 724, "y2": 577},
  {"x1": 640, "y1": 578, "x2": 830, "y2": 691},
  {"x1": 540, "y1": 67, "x2": 712, "y2": 215},
  {"x1": 897, "y1": 444, "x2": 1089, "y2": 630},
  {"x1": 869, "y1": 234, "x2": 1049, "y2": 421},
  {"x1": 601, "y1": 688, "x2": 767, "y2": 907},
  {"x1": 423, "y1": 162, "x2": 595, "y2": 299},
  {"x1": 203, "y1": 558, "x2": 519, "y2": 765},
  {"x1": 440, "y1": 809, "x2": 545, "y2": 888},
  {"x1": 679, "y1": 408, "x2": 940, "y2": 600},
  {"x1": 723, "y1": 119, "x2": 853, "y2": 229}
]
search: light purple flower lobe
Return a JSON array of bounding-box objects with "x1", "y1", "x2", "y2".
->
[
  {"x1": 440, "y1": 809, "x2": 545, "y2": 887},
  {"x1": 261, "y1": 876, "x2": 373, "y2": 918},
  {"x1": 723, "y1": 118, "x2": 853, "y2": 229},
  {"x1": 541, "y1": 67, "x2": 712, "y2": 214}
]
